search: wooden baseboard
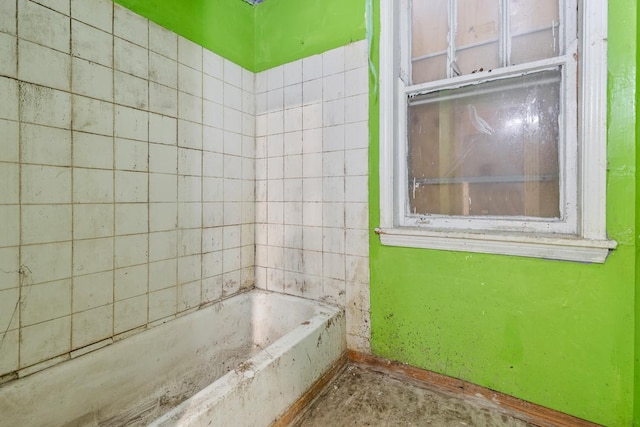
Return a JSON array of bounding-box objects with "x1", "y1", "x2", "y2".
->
[
  {"x1": 271, "y1": 353, "x2": 348, "y2": 427},
  {"x1": 348, "y1": 350, "x2": 602, "y2": 427}
]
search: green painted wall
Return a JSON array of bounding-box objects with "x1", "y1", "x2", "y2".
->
[
  {"x1": 367, "y1": 1, "x2": 637, "y2": 426},
  {"x1": 253, "y1": 0, "x2": 366, "y2": 72},
  {"x1": 113, "y1": 0, "x2": 255, "y2": 70}
]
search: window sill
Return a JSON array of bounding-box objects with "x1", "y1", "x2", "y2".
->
[{"x1": 375, "y1": 227, "x2": 617, "y2": 263}]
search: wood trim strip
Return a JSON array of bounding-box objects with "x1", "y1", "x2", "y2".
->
[
  {"x1": 348, "y1": 351, "x2": 602, "y2": 427},
  {"x1": 271, "y1": 353, "x2": 348, "y2": 427}
]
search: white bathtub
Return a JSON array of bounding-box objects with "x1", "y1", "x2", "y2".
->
[{"x1": 0, "y1": 290, "x2": 346, "y2": 427}]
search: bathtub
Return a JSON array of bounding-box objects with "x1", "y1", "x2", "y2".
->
[{"x1": 0, "y1": 290, "x2": 346, "y2": 427}]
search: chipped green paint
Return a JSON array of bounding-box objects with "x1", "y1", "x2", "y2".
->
[
  {"x1": 253, "y1": 0, "x2": 366, "y2": 72},
  {"x1": 113, "y1": 0, "x2": 255, "y2": 70},
  {"x1": 368, "y1": 1, "x2": 636, "y2": 427}
]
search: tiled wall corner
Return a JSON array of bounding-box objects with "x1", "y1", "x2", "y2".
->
[
  {"x1": 0, "y1": 0, "x2": 255, "y2": 379},
  {"x1": 254, "y1": 40, "x2": 371, "y2": 353}
]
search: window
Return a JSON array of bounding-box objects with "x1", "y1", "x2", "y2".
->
[{"x1": 378, "y1": 0, "x2": 616, "y2": 262}]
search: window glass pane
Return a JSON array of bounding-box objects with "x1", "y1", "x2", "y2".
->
[
  {"x1": 408, "y1": 69, "x2": 561, "y2": 218},
  {"x1": 412, "y1": 0, "x2": 448, "y2": 84},
  {"x1": 510, "y1": 0, "x2": 560, "y2": 64},
  {"x1": 455, "y1": 0, "x2": 501, "y2": 74}
]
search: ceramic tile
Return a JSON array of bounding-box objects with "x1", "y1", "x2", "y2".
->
[
  {"x1": 149, "y1": 82, "x2": 178, "y2": 116},
  {"x1": 323, "y1": 73, "x2": 345, "y2": 101},
  {"x1": 177, "y1": 202, "x2": 202, "y2": 229},
  {"x1": 114, "y1": 105, "x2": 148, "y2": 141},
  {"x1": 72, "y1": 271, "x2": 114, "y2": 313},
  {"x1": 114, "y1": 264, "x2": 148, "y2": 300},
  {"x1": 223, "y1": 59, "x2": 242, "y2": 88},
  {"x1": 149, "y1": 52, "x2": 177, "y2": 88},
  {"x1": 20, "y1": 83, "x2": 71, "y2": 128},
  {"x1": 18, "y1": 39, "x2": 70, "y2": 91},
  {"x1": 0, "y1": 120, "x2": 19, "y2": 162},
  {"x1": 115, "y1": 171, "x2": 148, "y2": 203},
  {"x1": 149, "y1": 230, "x2": 177, "y2": 261},
  {"x1": 0, "y1": 0, "x2": 16, "y2": 35},
  {"x1": 21, "y1": 164, "x2": 71, "y2": 204},
  {"x1": 20, "y1": 316, "x2": 70, "y2": 367},
  {"x1": 345, "y1": 40, "x2": 368, "y2": 70},
  {"x1": 73, "y1": 238, "x2": 114, "y2": 275},
  {"x1": 114, "y1": 38, "x2": 148, "y2": 79},
  {"x1": 149, "y1": 258, "x2": 176, "y2": 291},
  {"x1": 0, "y1": 32, "x2": 17, "y2": 78},
  {"x1": 71, "y1": 0, "x2": 112, "y2": 33},
  {"x1": 72, "y1": 132, "x2": 112, "y2": 170},
  {"x1": 203, "y1": 75, "x2": 223, "y2": 104},
  {"x1": 302, "y1": 79, "x2": 322, "y2": 106},
  {"x1": 115, "y1": 203, "x2": 148, "y2": 235},
  {"x1": 224, "y1": 107, "x2": 242, "y2": 134},
  {"x1": 323, "y1": 176, "x2": 345, "y2": 202},
  {"x1": 114, "y1": 294, "x2": 147, "y2": 334},
  {"x1": 203, "y1": 49, "x2": 223, "y2": 80},
  {"x1": 73, "y1": 168, "x2": 113, "y2": 203},
  {"x1": 114, "y1": 71, "x2": 148, "y2": 110},
  {"x1": 302, "y1": 54, "x2": 322, "y2": 82},
  {"x1": 178, "y1": 37, "x2": 202, "y2": 71},
  {"x1": 0, "y1": 205, "x2": 19, "y2": 248},
  {"x1": 241, "y1": 68, "x2": 254, "y2": 93},
  {"x1": 72, "y1": 95, "x2": 114, "y2": 136},
  {"x1": 0, "y1": 287, "x2": 19, "y2": 331},
  {"x1": 114, "y1": 3, "x2": 148, "y2": 48},
  {"x1": 0, "y1": 329, "x2": 19, "y2": 376},
  {"x1": 177, "y1": 280, "x2": 202, "y2": 312},
  {"x1": 149, "y1": 287, "x2": 176, "y2": 321},
  {"x1": 149, "y1": 113, "x2": 177, "y2": 145},
  {"x1": 71, "y1": 20, "x2": 112, "y2": 68},
  {"x1": 0, "y1": 77, "x2": 18, "y2": 121},
  {"x1": 115, "y1": 138, "x2": 148, "y2": 172},
  {"x1": 201, "y1": 275, "x2": 222, "y2": 303},
  {"x1": 18, "y1": 0, "x2": 69, "y2": 52},
  {"x1": 284, "y1": 60, "x2": 302, "y2": 86},
  {"x1": 71, "y1": 58, "x2": 113, "y2": 102},
  {"x1": 21, "y1": 123, "x2": 71, "y2": 166},
  {"x1": 72, "y1": 304, "x2": 113, "y2": 348},
  {"x1": 323, "y1": 46, "x2": 345, "y2": 76},
  {"x1": 203, "y1": 100, "x2": 223, "y2": 129},
  {"x1": 323, "y1": 150, "x2": 344, "y2": 177},
  {"x1": 149, "y1": 143, "x2": 177, "y2": 174},
  {"x1": 224, "y1": 83, "x2": 242, "y2": 111},
  {"x1": 178, "y1": 120, "x2": 202, "y2": 149},
  {"x1": 302, "y1": 103, "x2": 323, "y2": 130},
  {"x1": 323, "y1": 98, "x2": 345, "y2": 127},
  {"x1": 178, "y1": 175, "x2": 201, "y2": 202},
  {"x1": 20, "y1": 241, "x2": 72, "y2": 284},
  {"x1": 114, "y1": 234, "x2": 148, "y2": 268},
  {"x1": 149, "y1": 202, "x2": 177, "y2": 232},
  {"x1": 0, "y1": 247, "x2": 19, "y2": 290},
  {"x1": 178, "y1": 63, "x2": 202, "y2": 97},
  {"x1": 73, "y1": 204, "x2": 113, "y2": 240},
  {"x1": 21, "y1": 205, "x2": 72, "y2": 245},
  {"x1": 149, "y1": 173, "x2": 177, "y2": 202},
  {"x1": 178, "y1": 91, "x2": 202, "y2": 123},
  {"x1": 149, "y1": 21, "x2": 177, "y2": 60},
  {"x1": 20, "y1": 279, "x2": 71, "y2": 326},
  {"x1": 344, "y1": 94, "x2": 368, "y2": 123}
]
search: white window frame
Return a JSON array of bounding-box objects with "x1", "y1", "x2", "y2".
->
[{"x1": 378, "y1": 0, "x2": 616, "y2": 263}]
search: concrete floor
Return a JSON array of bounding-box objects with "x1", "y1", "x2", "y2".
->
[{"x1": 292, "y1": 364, "x2": 537, "y2": 427}]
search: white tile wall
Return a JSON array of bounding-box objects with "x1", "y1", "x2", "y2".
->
[
  {"x1": 1, "y1": 1, "x2": 370, "y2": 380},
  {"x1": 0, "y1": 0, "x2": 255, "y2": 380},
  {"x1": 255, "y1": 41, "x2": 370, "y2": 352}
]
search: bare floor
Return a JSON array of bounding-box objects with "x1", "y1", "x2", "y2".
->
[{"x1": 292, "y1": 364, "x2": 537, "y2": 427}]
